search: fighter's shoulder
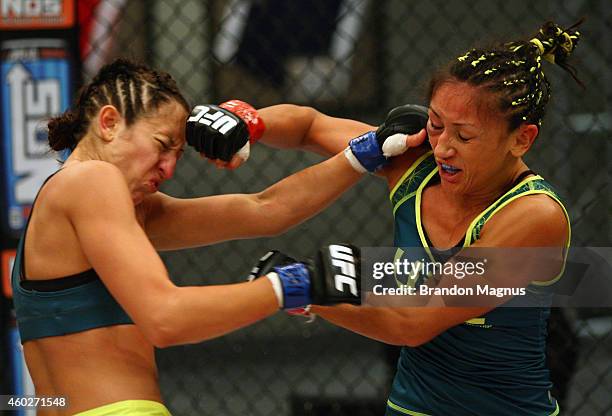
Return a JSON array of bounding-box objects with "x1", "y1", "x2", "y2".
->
[
  {"x1": 49, "y1": 161, "x2": 131, "y2": 209},
  {"x1": 480, "y1": 194, "x2": 568, "y2": 246},
  {"x1": 57, "y1": 160, "x2": 125, "y2": 186}
]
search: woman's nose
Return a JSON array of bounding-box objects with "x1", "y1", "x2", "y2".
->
[
  {"x1": 433, "y1": 131, "x2": 456, "y2": 159},
  {"x1": 159, "y1": 156, "x2": 177, "y2": 180}
]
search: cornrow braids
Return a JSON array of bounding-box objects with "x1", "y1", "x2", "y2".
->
[
  {"x1": 47, "y1": 58, "x2": 189, "y2": 151},
  {"x1": 428, "y1": 19, "x2": 583, "y2": 132}
]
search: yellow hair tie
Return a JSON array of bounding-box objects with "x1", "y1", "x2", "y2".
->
[
  {"x1": 559, "y1": 31, "x2": 574, "y2": 53},
  {"x1": 529, "y1": 38, "x2": 546, "y2": 55},
  {"x1": 530, "y1": 38, "x2": 557, "y2": 63},
  {"x1": 470, "y1": 55, "x2": 487, "y2": 67}
]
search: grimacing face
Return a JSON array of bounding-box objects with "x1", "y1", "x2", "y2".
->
[
  {"x1": 110, "y1": 100, "x2": 188, "y2": 204},
  {"x1": 426, "y1": 81, "x2": 520, "y2": 199}
]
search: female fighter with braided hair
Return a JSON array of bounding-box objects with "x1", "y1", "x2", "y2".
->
[
  {"x1": 309, "y1": 20, "x2": 583, "y2": 416},
  {"x1": 219, "y1": 20, "x2": 582, "y2": 416},
  {"x1": 12, "y1": 58, "x2": 425, "y2": 415}
]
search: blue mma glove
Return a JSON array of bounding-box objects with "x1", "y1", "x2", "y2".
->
[
  {"x1": 249, "y1": 245, "x2": 361, "y2": 310},
  {"x1": 344, "y1": 104, "x2": 429, "y2": 172}
]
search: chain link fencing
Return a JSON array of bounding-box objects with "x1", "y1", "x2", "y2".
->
[{"x1": 83, "y1": 0, "x2": 611, "y2": 414}]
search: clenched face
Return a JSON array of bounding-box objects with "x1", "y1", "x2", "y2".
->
[
  {"x1": 427, "y1": 81, "x2": 521, "y2": 199},
  {"x1": 110, "y1": 100, "x2": 188, "y2": 204}
]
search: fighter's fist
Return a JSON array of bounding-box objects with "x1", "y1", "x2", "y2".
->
[
  {"x1": 249, "y1": 244, "x2": 361, "y2": 310},
  {"x1": 186, "y1": 100, "x2": 265, "y2": 163},
  {"x1": 344, "y1": 104, "x2": 429, "y2": 172},
  {"x1": 309, "y1": 244, "x2": 361, "y2": 305},
  {"x1": 376, "y1": 104, "x2": 429, "y2": 156}
]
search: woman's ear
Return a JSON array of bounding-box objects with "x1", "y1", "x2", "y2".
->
[
  {"x1": 510, "y1": 123, "x2": 539, "y2": 157},
  {"x1": 98, "y1": 105, "x2": 121, "y2": 142}
]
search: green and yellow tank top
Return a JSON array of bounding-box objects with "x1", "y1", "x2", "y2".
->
[{"x1": 386, "y1": 151, "x2": 570, "y2": 416}]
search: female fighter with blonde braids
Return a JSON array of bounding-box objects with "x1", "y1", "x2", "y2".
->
[
  {"x1": 233, "y1": 20, "x2": 583, "y2": 415},
  {"x1": 314, "y1": 20, "x2": 582, "y2": 416}
]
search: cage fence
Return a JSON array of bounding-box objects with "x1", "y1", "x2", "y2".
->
[{"x1": 81, "y1": 0, "x2": 611, "y2": 414}]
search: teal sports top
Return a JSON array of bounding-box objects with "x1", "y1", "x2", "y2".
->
[
  {"x1": 11, "y1": 171, "x2": 133, "y2": 343},
  {"x1": 386, "y1": 152, "x2": 570, "y2": 416}
]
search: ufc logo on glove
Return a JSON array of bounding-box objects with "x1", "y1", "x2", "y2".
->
[
  {"x1": 187, "y1": 105, "x2": 238, "y2": 134},
  {"x1": 329, "y1": 245, "x2": 358, "y2": 296}
]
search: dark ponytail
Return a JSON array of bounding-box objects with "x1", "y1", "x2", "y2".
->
[
  {"x1": 47, "y1": 110, "x2": 81, "y2": 151},
  {"x1": 506, "y1": 19, "x2": 583, "y2": 86},
  {"x1": 47, "y1": 58, "x2": 189, "y2": 152},
  {"x1": 428, "y1": 19, "x2": 583, "y2": 130}
]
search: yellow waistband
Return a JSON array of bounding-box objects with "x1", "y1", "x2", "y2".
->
[{"x1": 75, "y1": 400, "x2": 171, "y2": 416}]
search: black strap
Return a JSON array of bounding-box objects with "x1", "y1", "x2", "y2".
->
[
  {"x1": 20, "y1": 269, "x2": 99, "y2": 291},
  {"x1": 19, "y1": 168, "x2": 103, "y2": 292},
  {"x1": 512, "y1": 169, "x2": 535, "y2": 186},
  {"x1": 20, "y1": 170, "x2": 62, "y2": 282},
  {"x1": 423, "y1": 229, "x2": 463, "y2": 249}
]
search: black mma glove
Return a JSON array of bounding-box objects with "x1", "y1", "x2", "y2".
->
[
  {"x1": 344, "y1": 104, "x2": 429, "y2": 172},
  {"x1": 309, "y1": 244, "x2": 362, "y2": 305},
  {"x1": 186, "y1": 100, "x2": 265, "y2": 162},
  {"x1": 249, "y1": 244, "x2": 361, "y2": 310},
  {"x1": 248, "y1": 250, "x2": 297, "y2": 281}
]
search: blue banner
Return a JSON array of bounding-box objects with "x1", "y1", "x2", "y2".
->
[{"x1": 1, "y1": 39, "x2": 71, "y2": 235}]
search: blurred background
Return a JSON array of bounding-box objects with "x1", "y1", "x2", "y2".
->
[{"x1": 1, "y1": 0, "x2": 610, "y2": 415}]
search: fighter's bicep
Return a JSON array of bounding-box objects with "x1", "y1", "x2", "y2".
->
[{"x1": 66, "y1": 165, "x2": 172, "y2": 318}]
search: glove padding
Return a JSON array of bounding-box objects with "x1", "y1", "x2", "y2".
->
[
  {"x1": 186, "y1": 100, "x2": 264, "y2": 162},
  {"x1": 248, "y1": 250, "x2": 297, "y2": 281},
  {"x1": 249, "y1": 244, "x2": 361, "y2": 310},
  {"x1": 308, "y1": 244, "x2": 361, "y2": 305},
  {"x1": 346, "y1": 104, "x2": 429, "y2": 172}
]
